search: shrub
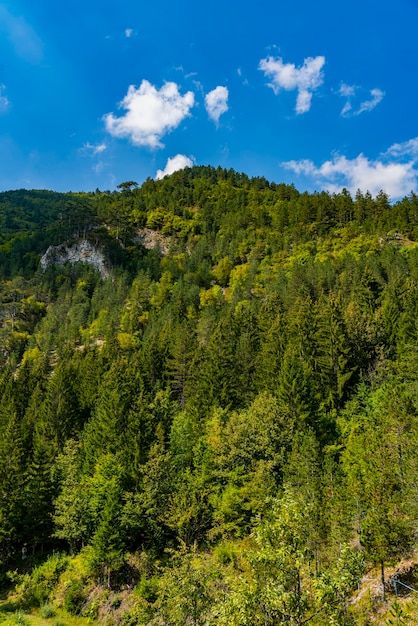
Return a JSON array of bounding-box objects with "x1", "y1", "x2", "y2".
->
[
  {"x1": 40, "y1": 603, "x2": 56, "y2": 618},
  {"x1": 63, "y1": 580, "x2": 86, "y2": 615},
  {"x1": 14, "y1": 611, "x2": 30, "y2": 625},
  {"x1": 20, "y1": 553, "x2": 69, "y2": 607}
]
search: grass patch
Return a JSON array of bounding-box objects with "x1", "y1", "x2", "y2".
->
[
  {"x1": 13, "y1": 611, "x2": 30, "y2": 625},
  {"x1": 0, "y1": 606, "x2": 94, "y2": 626},
  {"x1": 40, "y1": 603, "x2": 56, "y2": 618}
]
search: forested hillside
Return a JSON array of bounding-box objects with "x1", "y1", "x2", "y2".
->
[{"x1": 1, "y1": 166, "x2": 418, "y2": 625}]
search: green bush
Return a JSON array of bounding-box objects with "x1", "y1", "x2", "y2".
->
[
  {"x1": 134, "y1": 575, "x2": 158, "y2": 603},
  {"x1": 20, "y1": 553, "x2": 69, "y2": 607},
  {"x1": 40, "y1": 603, "x2": 56, "y2": 618},
  {"x1": 63, "y1": 580, "x2": 86, "y2": 615}
]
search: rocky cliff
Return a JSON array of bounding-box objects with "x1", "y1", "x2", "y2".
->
[{"x1": 40, "y1": 240, "x2": 109, "y2": 278}]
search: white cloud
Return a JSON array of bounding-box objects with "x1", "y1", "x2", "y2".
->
[
  {"x1": 339, "y1": 84, "x2": 385, "y2": 117},
  {"x1": 259, "y1": 54, "x2": 325, "y2": 113},
  {"x1": 103, "y1": 80, "x2": 195, "y2": 149},
  {"x1": 125, "y1": 28, "x2": 133, "y2": 38},
  {"x1": 341, "y1": 101, "x2": 352, "y2": 116},
  {"x1": 205, "y1": 86, "x2": 229, "y2": 124},
  {"x1": 282, "y1": 159, "x2": 316, "y2": 176},
  {"x1": 357, "y1": 88, "x2": 385, "y2": 114},
  {"x1": 82, "y1": 142, "x2": 107, "y2": 156},
  {"x1": 385, "y1": 137, "x2": 418, "y2": 160},
  {"x1": 339, "y1": 83, "x2": 356, "y2": 98},
  {"x1": 282, "y1": 142, "x2": 418, "y2": 199},
  {"x1": 0, "y1": 84, "x2": 10, "y2": 112},
  {"x1": 155, "y1": 154, "x2": 194, "y2": 180}
]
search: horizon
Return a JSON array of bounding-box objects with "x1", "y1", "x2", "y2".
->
[{"x1": 0, "y1": 0, "x2": 417, "y2": 199}]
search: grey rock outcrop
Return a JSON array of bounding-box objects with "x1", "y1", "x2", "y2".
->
[
  {"x1": 135, "y1": 228, "x2": 170, "y2": 255},
  {"x1": 40, "y1": 240, "x2": 109, "y2": 278}
]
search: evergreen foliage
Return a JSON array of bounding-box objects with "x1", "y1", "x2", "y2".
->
[{"x1": 1, "y1": 166, "x2": 418, "y2": 623}]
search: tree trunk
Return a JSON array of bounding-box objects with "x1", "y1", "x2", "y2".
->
[{"x1": 381, "y1": 561, "x2": 386, "y2": 601}]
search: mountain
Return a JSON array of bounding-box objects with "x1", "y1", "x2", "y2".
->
[{"x1": 0, "y1": 166, "x2": 418, "y2": 624}]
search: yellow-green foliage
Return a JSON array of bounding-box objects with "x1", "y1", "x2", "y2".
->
[
  {"x1": 199, "y1": 284, "x2": 224, "y2": 308},
  {"x1": 116, "y1": 332, "x2": 137, "y2": 350},
  {"x1": 1, "y1": 168, "x2": 418, "y2": 626},
  {"x1": 12, "y1": 554, "x2": 70, "y2": 607},
  {"x1": 212, "y1": 256, "x2": 233, "y2": 287},
  {"x1": 21, "y1": 345, "x2": 43, "y2": 366}
]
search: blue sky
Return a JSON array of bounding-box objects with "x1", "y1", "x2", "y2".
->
[{"x1": 0, "y1": 0, "x2": 417, "y2": 199}]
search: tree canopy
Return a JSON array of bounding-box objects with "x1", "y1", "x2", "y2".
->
[{"x1": 1, "y1": 167, "x2": 418, "y2": 623}]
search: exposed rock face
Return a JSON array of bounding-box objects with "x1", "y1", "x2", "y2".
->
[
  {"x1": 135, "y1": 228, "x2": 170, "y2": 255},
  {"x1": 378, "y1": 232, "x2": 415, "y2": 248},
  {"x1": 40, "y1": 240, "x2": 109, "y2": 278}
]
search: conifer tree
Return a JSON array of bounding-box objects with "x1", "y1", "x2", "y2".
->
[
  {"x1": 166, "y1": 321, "x2": 196, "y2": 409},
  {"x1": 53, "y1": 439, "x2": 90, "y2": 551},
  {"x1": 87, "y1": 454, "x2": 125, "y2": 585},
  {"x1": 315, "y1": 294, "x2": 355, "y2": 410},
  {"x1": 276, "y1": 344, "x2": 313, "y2": 429},
  {"x1": 82, "y1": 356, "x2": 144, "y2": 472},
  {"x1": 23, "y1": 435, "x2": 55, "y2": 553},
  {"x1": 255, "y1": 310, "x2": 286, "y2": 395},
  {"x1": 0, "y1": 409, "x2": 25, "y2": 563}
]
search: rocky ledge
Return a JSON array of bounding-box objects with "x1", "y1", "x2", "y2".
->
[{"x1": 40, "y1": 240, "x2": 109, "y2": 279}]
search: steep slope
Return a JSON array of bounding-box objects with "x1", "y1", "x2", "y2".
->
[{"x1": 0, "y1": 167, "x2": 417, "y2": 624}]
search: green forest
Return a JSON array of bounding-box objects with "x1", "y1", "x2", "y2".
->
[{"x1": 1, "y1": 166, "x2": 418, "y2": 625}]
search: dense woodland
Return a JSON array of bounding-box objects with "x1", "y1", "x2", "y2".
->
[{"x1": 1, "y1": 166, "x2": 418, "y2": 624}]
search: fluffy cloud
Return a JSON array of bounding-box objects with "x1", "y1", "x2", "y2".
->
[
  {"x1": 339, "y1": 84, "x2": 385, "y2": 117},
  {"x1": 125, "y1": 28, "x2": 133, "y2": 38},
  {"x1": 155, "y1": 154, "x2": 194, "y2": 180},
  {"x1": 283, "y1": 141, "x2": 418, "y2": 199},
  {"x1": 103, "y1": 80, "x2": 195, "y2": 149},
  {"x1": 259, "y1": 54, "x2": 325, "y2": 113},
  {"x1": 205, "y1": 86, "x2": 229, "y2": 124}
]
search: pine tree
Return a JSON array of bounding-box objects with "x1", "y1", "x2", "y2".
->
[
  {"x1": 255, "y1": 310, "x2": 286, "y2": 395},
  {"x1": 82, "y1": 356, "x2": 144, "y2": 471},
  {"x1": 87, "y1": 454, "x2": 125, "y2": 585},
  {"x1": 0, "y1": 409, "x2": 25, "y2": 564},
  {"x1": 315, "y1": 294, "x2": 355, "y2": 410},
  {"x1": 23, "y1": 434, "x2": 55, "y2": 553},
  {"x1": 122, "y1": 433, "x2": 171, "y2": 551},
  {"x1": 277, "y1": 344, "x2": 313, "y2": 429},
  {"x1": 166, "y1": 321, "x2": 196, "y2": 409},
  {"x1": 53, "y1": 439, "x2": 90, "y2": 552}
]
